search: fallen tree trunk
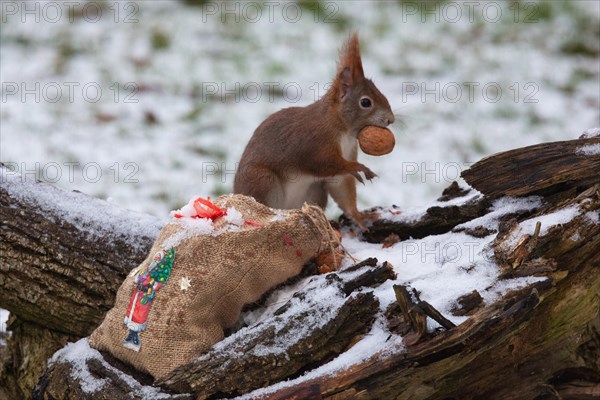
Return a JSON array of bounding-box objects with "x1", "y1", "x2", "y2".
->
[
  {"x1": 0, "y1": 169, "x2": 161, "y2": 397},
  {"x1": 268, "y1": 184, "x2": 600, "y2": 399},
  {"x1": 461, "y1": 136, "x2": 600, "y2": 199},
  {"x1": 0, "y1": 169, "x2": 161, "y2": 337},
  {"x1": 1, "y1": 136, "x2": 599, "y2": 399},
  {"x1": 361, "y1": 192, "x2": 492, "y2": 243}
]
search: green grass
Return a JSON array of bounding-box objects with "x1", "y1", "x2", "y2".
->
[
  {"x1": 561, "y1": 39, "x2": 599, "y2": 57},
  {"x1": 182, "y1": 104, "x2": 205, "y2": 122},
  {"x1": 179, "y1": 0, "x2": 210, "y2": 6},
  {"x1": 151, "y1": 29, "x2": 171, "y2": 51}
]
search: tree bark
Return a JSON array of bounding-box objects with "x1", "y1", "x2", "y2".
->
[
  {"x1": 461, "y1": 136, "x2": 600, "y2": 199},
  {"x1": 0, "y1": 173, "x2": 160, "y2": 397},
  {"x1": 0, "y1": 178, "x2": 159, "y2": 337},
  {"x1": 358, "y1": 194, "x2": 493, "y2": 243},
  {"x1": 0, "y1": 316, "x2": 79, "y2": 400}
]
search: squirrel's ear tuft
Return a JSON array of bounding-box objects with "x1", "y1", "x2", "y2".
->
[
  {"x1": 339, "y1": 67, "x2": 352, "y2": 100},
  {"x1": 337, "y1": 32, "x2": 364, "y2": 82}
]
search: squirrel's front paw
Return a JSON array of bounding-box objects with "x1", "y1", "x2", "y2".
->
[
  {"x1": 349, "y1": 163, "x2": 377, "y2": 184},
  {"x1": 350, "y1": 170, "x2": 364, "y2": 184},
  {"x1": 359, "y1": 164, "x2": 377, "y2": 181}
]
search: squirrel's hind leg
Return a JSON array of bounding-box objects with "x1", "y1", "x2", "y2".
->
[
  {"x1": 304, "y1": 181, "x2": 328, "y2": 209},
  {"x1": 234, "y1": 164, "x2": 283, "y2": 207},
  {"x1": 325, "y1": 175, "x2": 367, "y2": 231}
]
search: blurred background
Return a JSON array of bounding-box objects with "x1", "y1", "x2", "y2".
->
[{"x1": 1, "y1": 0, "x2": 599, "y2": 220}]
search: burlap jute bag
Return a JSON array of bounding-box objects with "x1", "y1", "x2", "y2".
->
[{"x1": 89, "y1": 194, "x2": 337, "y2": 379}]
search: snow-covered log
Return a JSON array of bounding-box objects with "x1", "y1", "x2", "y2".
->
[
  {"x1": 0, "y1": 166, "x2": 397, "y2": 399},
  {"x1": 0, "y1": 164, "x2": 161, "y2": 337},
  {"x1": 461, "y1": 136, "x2": 600, "y2": 199},
  {"x1": 265, "y1": 183, "x2": 600, "y2": 400},
  {"x1": 0, "y1": 165, "x2": 162, "y2": 398},
  {"x1": 361, "y1": 183, "x2": 493, "y2": 243}
]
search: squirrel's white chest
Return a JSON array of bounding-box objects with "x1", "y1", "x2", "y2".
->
[
  {"x1": 279, "y1": 133, "x2": 356, "y2": 209},
  {"x1": 281, "y1": 174, "x2": 318, "y2": 209},
  {"x1": 339, "y1": 133, "x2": 357, "y2": 160}
]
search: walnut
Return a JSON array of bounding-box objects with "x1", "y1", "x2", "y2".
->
[{"x1": 358, "y1": 126, "x2": 395, "y2": 156}]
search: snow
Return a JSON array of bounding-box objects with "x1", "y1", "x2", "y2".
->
[
  {"x1": 342, "y1": 198, "x2": 548, "y2": 325},
  {"x1": 0, "y1": 309, "x2": 9, "y2": 346},
  {"x1": 49, "y1": 338, "x2": 186, "y2": 398},
  {"x1": 270, "y1": 210, "x2": 289, "y2": 222},
  {"x1": 161, "y1": 202, "x2": 264, "y2": 250},
  {"x1": 223, "y1": 279, "x2": 348, "y2": 359},
  {"x1": 456, "y1": 196, "x2": 543, "y2": 230},
  {"x1": 576, "y1": 143, "x2": 600, "y2": 156},
  {"x1": 377, "y1": 188, "x2": 480, "y2": 223},
  {"x1": 503, "y1": 205, "x2": 581, "y2": 248},
  {"x1": 50, "y1": 339, "x2": 108, "y2": 394},
  {"x1": 570, "y1": 231, "x2": 581, "y2": 242},
  {"x1": 0, "y1": 309, "x2": 7, "y2": 330},
  {"x1": 1, "y1": 1, "x2": 598, "y2": 219},
  {"x1": 250, "y1": 284, "x2": 345, "y2": 357},
  {"x1": 237, "y1": 321, "x2": 404, "y2": 400},
  {"x1": 224, "y1": 207, "x2": 244, "y2": 226},
  {"x1": 584, "y1": 211, "x2": 599, "y2": 224},
  {"x1": 238, "y1": 276, "x2": 313, "y2": 328},
  {"x1": 170, "y1": 199, "x2": 198, "y2": 218},
  {"x1": 158, "y1": 217, "x2": 215, "y2": 250},
  {"x1": 580, "y1": 127, "x2": 600, "y2": 138},
  {"x1": 0, "y1": 166, "x2": 163, "y2": 251}
]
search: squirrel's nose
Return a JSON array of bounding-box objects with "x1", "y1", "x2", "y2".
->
[{"x1": 386, "y1": 113, "x2": 395, "y2": 126}]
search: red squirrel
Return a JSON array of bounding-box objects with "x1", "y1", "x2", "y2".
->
[{"x1": 234, "y1": 33, "x2": 395, "y2": 230}]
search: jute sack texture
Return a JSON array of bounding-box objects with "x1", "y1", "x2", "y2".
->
[{"x1": 89, "y1": 194, "x2": 335, "y2": 379}]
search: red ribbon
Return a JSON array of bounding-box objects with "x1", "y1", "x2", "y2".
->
[{"x1": 174, "y1": 197, "x2": 227, "y2": 220}]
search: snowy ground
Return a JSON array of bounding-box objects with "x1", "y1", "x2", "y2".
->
[{"x1": 1, "y1": 0, "x2": 598, "y2": 218}]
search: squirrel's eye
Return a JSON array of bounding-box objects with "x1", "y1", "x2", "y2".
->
[{"x1": 360, "y1": 97, "x2": 372, "y2": 108}]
